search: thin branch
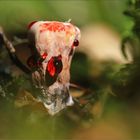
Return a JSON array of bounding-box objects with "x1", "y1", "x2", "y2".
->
[{"x1": 0, "y1": 26, "x2": 31, "y2": 74}]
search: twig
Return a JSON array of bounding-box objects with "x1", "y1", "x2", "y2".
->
[{"x1": 0, "y1": 26, "x2": 31, "y2": 74}]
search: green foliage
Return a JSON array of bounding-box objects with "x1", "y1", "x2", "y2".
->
[
  {"x1": 0, "y1": 0, "x2": 131, "y2": 34},
  {"x1": 112, "y1": 0, "x2": 140, "y2": 99},
  {"x1": 122, "y1": 0, "x2": 140, "y2": 61}
]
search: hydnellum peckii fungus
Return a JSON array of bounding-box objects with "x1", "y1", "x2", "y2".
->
[{"x1": 0, "y1": 21, "x2": 81, "y2": 115}]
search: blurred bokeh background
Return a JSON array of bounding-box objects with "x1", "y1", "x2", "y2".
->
[{"x1": 0, "y1": 0, "x2": 140, "y2": 140}]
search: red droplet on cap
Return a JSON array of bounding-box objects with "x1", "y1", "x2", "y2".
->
[
  {"x1": 47, "y1": 56, "x2": 63, "y2": 77},
  {"x1": 28, "y1": 21, "x2": 37, "y2": 29},
  {"x1": 73, "y1": 39, "x2": 79, "y2": 47},
  {"x1": 41, "y1": 52, "x2": 48, "y2": 59},
  {"x1": 27, "y1": 55, "x2": 37, "y2": 68},
  {"x1": 47, "y1": 58, "x2": 55, "y2": 77}
]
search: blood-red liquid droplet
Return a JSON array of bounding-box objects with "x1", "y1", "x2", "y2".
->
[
  {"x1": 41, "y1": 52, "x2": 48, "y2": 59},
  {"x1": 47, "y1": 58, "x2": 55, "y2": 77},
  {"x1": 27, "y1": 55, "x2": 37, "y2": 69},
  {"x1": 47, "y1": 55, "x2": 63, "y2": 77},
  {"x1": 28, "y1": 21, "x2": 37, "y2": 29},
  {"x1": 73, "y1": 39, "x2": 79, "y2": 47}
]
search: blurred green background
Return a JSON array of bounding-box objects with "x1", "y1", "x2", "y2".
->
[
  {"x1": 0, "y1": 0, "x2": 140, "y2": 140},
  {"x1": 0, "y1": 0, "x2": 131, "y2": 34}
]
